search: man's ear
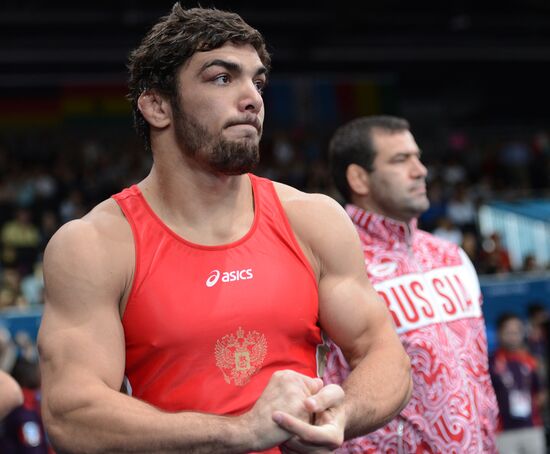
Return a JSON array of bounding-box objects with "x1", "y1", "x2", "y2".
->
[
  {"x1": 346, "y1": 163, "x2": 370, "y2": 196},
  {"x1": 137, "y1": 90, "x2": 172, "y2": 128}
]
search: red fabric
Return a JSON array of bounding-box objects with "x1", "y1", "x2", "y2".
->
[
  {"x1": 324, "y1": 205, "x2": 499, "y2": 454},
  {"x1": 113, "y1": 175, "x2": 321, "y2": 426},
  {"x1": 21, "y1": 388, "x2": 41, "y2": 412},
  {"x1": 493, "y1": 349, "x2": 538, "y2": 373}
]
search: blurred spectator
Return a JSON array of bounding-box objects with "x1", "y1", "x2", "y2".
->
[
  {"x1": 0, "y1": 323, "x2": 17, "y2": 373},
  {"x1": 13, "y1": 331, "x2": 38, "y2": 365},
  {"x1": 0, "y1": 268, "x2": 28, "y2": 310},
  {"x1": 499, "y1": 138, "x2": 531, "y2": 191},
  {"x1": 13, "y1": 171, "x2": 37, "y2": 210},
  {"x1": 59, "y1": 189, "x2": 87, "y2": 224},
  {"x1": 32, "y1": 167, "x2": 58, "y2": 214},
  {"x1": 37, "y1": 211, "x2": 59, "y2": 259},
  {"x1": 20, "y1": 263, "x2": 44, "y2": 307},
  {"x1": 526, "y1": 303, "x2": 549, "y2": 383},
  {"x1": 441, "y1": 155, "x2": 467, "y2": 186},
  {"x1": 479, "y1": 232, "x2": 513, "y2": 274},
  {"x1": 1, "y1": 208, "x2": 41, "y2": 276},
  {"x1": 432, "y1": 216, "x2": 463, "y2": 245},
  {"x1": 471, "y1": 174, "x2": 495, "y2": 206},
  {"x1": 446, "y1": 182, "x2": 477, "y2": 233},
  {"x1": 490, "y1": 313, "x2": 546, "y2": 454},
  {"x1": 461, "y1": 231, "x2": 482, "y2": 270},
  {"x1": 0, "y1": 357, "x2": 51, "y2": 453},
  {"x1": 522, "y1": 254, "x2": 545, "y2": 273}
]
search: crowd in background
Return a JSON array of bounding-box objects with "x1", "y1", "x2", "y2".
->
[{"x1": 0, "y1": 123, "x2": 548, "y2": 451}]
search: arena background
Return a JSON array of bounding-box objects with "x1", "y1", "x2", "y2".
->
[{"x1": 0, "y1": 0, "x2": 549, "y2": 449}]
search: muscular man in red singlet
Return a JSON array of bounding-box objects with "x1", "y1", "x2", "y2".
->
[{"x1": 37, "y1": 5, "x2": 412, "y2": 453}]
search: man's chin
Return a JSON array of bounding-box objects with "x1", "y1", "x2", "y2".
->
[
  {"x1": 230, "y1": 137, "x2": 261, "y2": 149},
  {"x1": 415, "y1": 201, "x2": 430, "y2": 217},
  {"x1": 210, "y1": 157, "x2": 259, "y2": 176},
  {"x1": 216, "y1": 166, "x2": 255, "y2": 176},
  {"x1": 207, "y1": 137, "x2": 260, "y2": 175},
  {"x1": 405, "y1": 198, "x2": 429, "y2": 217}
]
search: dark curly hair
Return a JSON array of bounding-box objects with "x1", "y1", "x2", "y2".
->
[{"x1": 127, "y1": 3, "x2": 271, "y2": 153}]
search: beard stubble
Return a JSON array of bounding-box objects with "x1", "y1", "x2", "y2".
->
[{"x1": 172, "y1": 100, "x2": 261, "y2": 176}]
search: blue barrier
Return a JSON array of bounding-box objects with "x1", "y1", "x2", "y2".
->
[
  {"x1": 480, "y1": 271, "x2": 550, "y2": 352},
  {"x1": 0, "y1": 307, "x2": 42, "y2": 342}
]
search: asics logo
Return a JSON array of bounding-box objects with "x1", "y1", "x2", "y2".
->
[
  {"x1": 206, "y1": 268, "x2": 254, "y2": 287},
  {"x1": 206, "y1": 270, "x2": 221, "y2": 287}
]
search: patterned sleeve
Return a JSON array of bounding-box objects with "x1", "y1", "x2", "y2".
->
[{"x1": 322, "y1": 336, "x2": 351, "y2": 385}]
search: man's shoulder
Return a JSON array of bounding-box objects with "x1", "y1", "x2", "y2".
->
[
  {"x1": 45, "y1": 197, "x2": 131, "y2": 265},
  {"x1": 271, "y1": 182, "x2": 354, "y2": 240},
  {"x1": 43, "y1": 197, "x2": 134, "y2": 304},
  {"x1": 58, "y1": 198, "x2": 127, "y2": 237},
  {"x1": 271, "y1": 181, "x2": 343, "y2": 216}
]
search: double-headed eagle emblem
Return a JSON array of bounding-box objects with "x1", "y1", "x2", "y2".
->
[{"x1": 215, "y1": 327, "x2": 268, "y2": 386}]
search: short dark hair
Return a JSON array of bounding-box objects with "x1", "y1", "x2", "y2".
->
[
  {"x1": 328, "y1": 115, "x2": 410, "y2": 203},
  {"x1": 496, "y1": 312, "x2": 522, "y2": 332},
  {"x1": 127, "y1": 3, "x2": 271, "y2": 153}
]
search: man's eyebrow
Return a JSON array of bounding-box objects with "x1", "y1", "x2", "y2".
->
[
  {"x1": 199, "y1": 59, "x2": 268, "y2": 77},
  {"x1": 200, "y1": 59, "x2": 240, "y2": 73},
  {"x1": 395, "y1": 150, "x2": 422, "y2": 156},
  {"x1": 392, "y1": 150, "x2": 422, "y2": 158}
]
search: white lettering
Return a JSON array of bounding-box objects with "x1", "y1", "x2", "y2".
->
[
  {"x1": 206, "y1": 268, "x2": 254, "y2": 287},
  {"x1": 373, "y1": 262, "x2": 482, "y2": 334}
]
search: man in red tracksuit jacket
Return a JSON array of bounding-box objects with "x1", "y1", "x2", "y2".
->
[{"x1": 325, "y1": 115, "x2": 498, "y2": 453}]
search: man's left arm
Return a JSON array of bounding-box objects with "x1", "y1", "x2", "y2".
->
[{"x1": 273, "y1": 194, "x2": 412, "y2": 448}]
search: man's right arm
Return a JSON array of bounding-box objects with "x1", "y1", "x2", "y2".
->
[{"x1": 38, "y1": 208, "x2": 324, "y2": 454}]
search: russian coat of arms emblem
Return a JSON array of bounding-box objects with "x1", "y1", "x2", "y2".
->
[{"x1": 215, "y1": 326, "x2": 268, "y2": 386}]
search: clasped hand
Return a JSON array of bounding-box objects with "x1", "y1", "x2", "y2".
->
[{"x1": 247, "y1": 370, "x2": 345, "y2": 453}]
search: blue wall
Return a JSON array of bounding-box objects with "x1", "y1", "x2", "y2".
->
[{"x1": 480, "y1": 272, "x2": 550, "y2": 352}]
